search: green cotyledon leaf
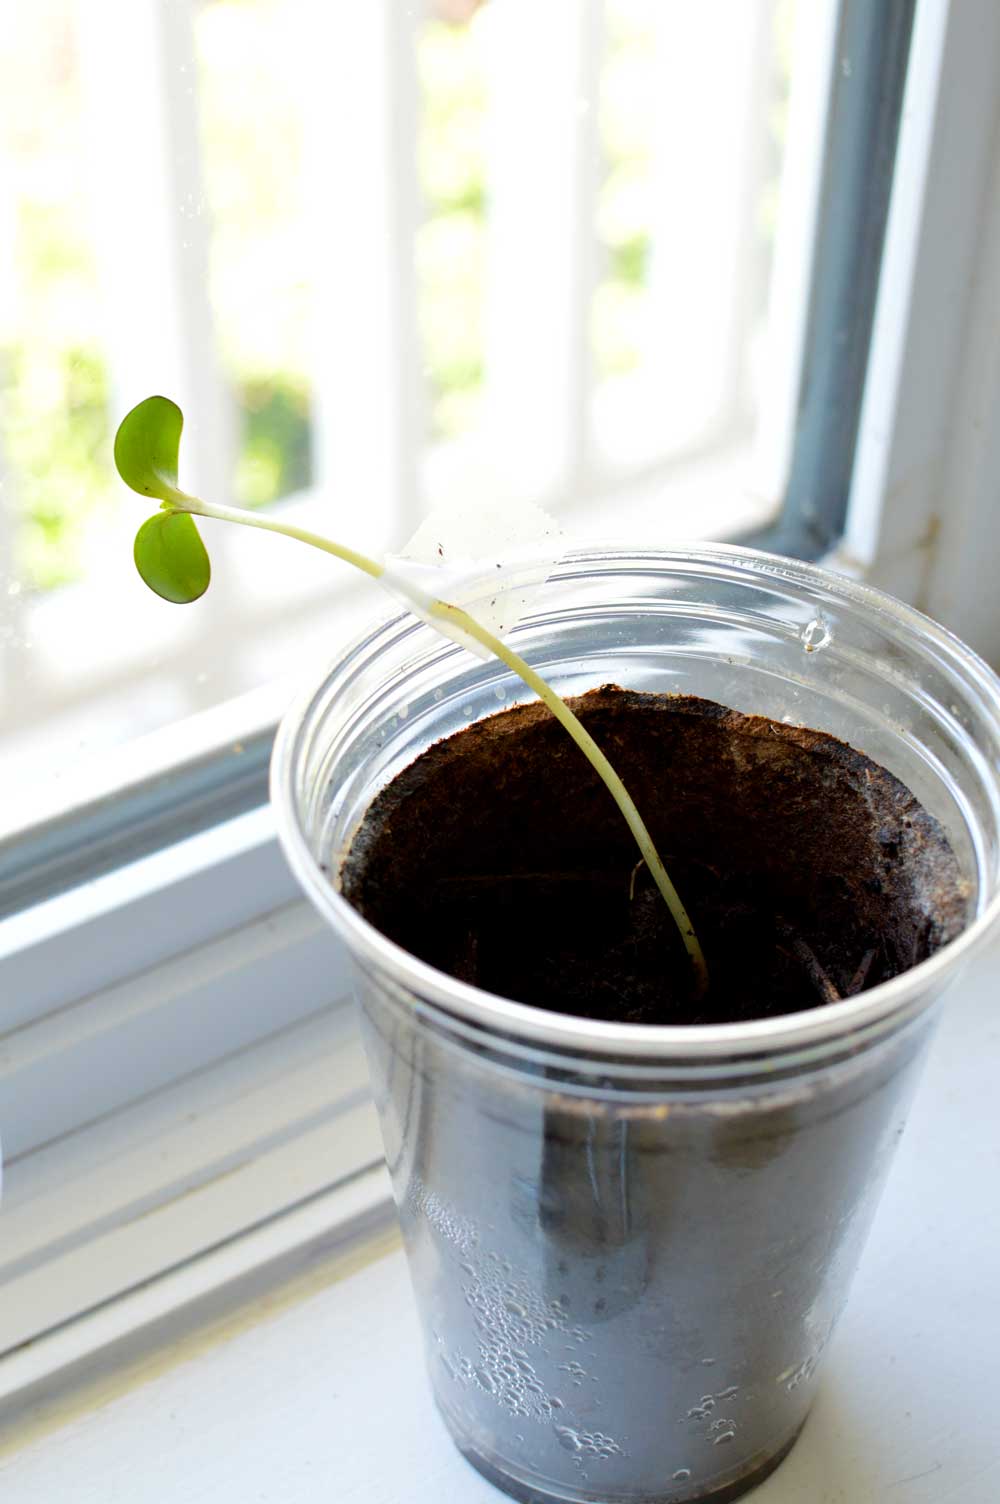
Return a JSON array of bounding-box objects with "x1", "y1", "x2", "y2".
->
[
  {"x1": 133, "y1": 510, "x2": 210, "y2": 604},
  {"x1": 114, "y1": 395, "x2": 190, "y2": 506}
]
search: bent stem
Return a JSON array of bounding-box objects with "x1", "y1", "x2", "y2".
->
[
  {"x1": 164, "y1": 493, "x2": 386, "y2": 584},
  {"x1": 148, "y1": 493, "x2": 708, "y2": 997},
  {"x1": 431, "y1": 598, "x2": 708, "y2": 996}
]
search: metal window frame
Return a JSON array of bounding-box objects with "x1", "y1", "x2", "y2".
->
[{"x1": 745, "y1": 0, "x2": 917, "y2": 560}]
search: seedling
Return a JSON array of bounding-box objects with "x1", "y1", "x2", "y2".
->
[{"x1": 115, "y1": 395, "x2": 708, "y2": 996}]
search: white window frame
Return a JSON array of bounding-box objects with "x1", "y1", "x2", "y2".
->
[
  {"x1": 843, "y1": 0, "x2": 1000, "y2": 665},
  {"x1": 1, "y1": 0, "x2": 999, "y2": 1423}
]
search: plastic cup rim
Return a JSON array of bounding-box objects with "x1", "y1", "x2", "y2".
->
[{"x1": 270, "y1": 541, "x2": 1000, "y2": 1063}]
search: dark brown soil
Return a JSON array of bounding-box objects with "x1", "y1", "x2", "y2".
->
[{"x1": 339, "y1": 687, "x2": 968, "y2": 1024}]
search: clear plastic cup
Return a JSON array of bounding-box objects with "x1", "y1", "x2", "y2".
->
[{"x1": 271, "y1": 545, "x2": 1000, "y2": 1503}]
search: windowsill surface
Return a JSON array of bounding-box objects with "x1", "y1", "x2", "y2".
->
[{"x1": 4, "y1": 942, "x2": 999, "y2": 1504}]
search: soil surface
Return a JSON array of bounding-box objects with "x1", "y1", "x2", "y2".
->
[{"x1": 339, "y1": 687, "x2": 968, "y2": 1024}]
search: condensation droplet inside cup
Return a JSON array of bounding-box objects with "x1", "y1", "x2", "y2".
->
[{"x1": 801, "y1": 618, "x2": 832, "y2": 653}]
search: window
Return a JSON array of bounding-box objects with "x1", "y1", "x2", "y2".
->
[
  {"x1": 0, "y1": 0, "x2": 896, "y2": 857},
  {"x1": 2, "y1": 0, "x2": 1000, "y2": 1400}
]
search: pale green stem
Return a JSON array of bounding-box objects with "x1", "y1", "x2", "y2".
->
[
  {"x1": 171, "y1": 495, "x2": 709, "y2": 996},
  {"x1": 431, "y1": 600, "x2": 708, "y2": 997},
  {"x1": 179, "y1": 495, "x2": 384, "y2": 582}
]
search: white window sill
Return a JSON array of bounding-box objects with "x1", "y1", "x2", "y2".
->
[{"x1": 3, "y1": 939, "x2": 998, "y2": 1502}]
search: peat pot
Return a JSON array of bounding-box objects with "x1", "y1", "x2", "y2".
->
[{"x1": 271, "y1": 545, "x2": 1000, "y2": 1504}]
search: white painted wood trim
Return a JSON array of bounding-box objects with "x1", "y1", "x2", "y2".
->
[
  {"x1": 0, "y1": 1163, "x2": 393, "y2": 1444},
  {"x1": 483, "y1": 0, "x2": 603, "y2": 502},
  {"x1": 0, "y1": 995, "x2": 383, "y2": 1372},
  {"x1": 919, "y1": 110, "x2": 1000, "y2": 664},
  {"x1": 303, "y1": 0, "x2": 424, "y2": 553},
  {"x1": 843, "y1": 0, "x2": 1000, "y2": 622},
  {"x1": 75, "y1": 0, "x2": 237, "y2": 507},
  {"x1": 643, "y1": 1, "x2": 772, "y2": 453},
  {"x1": 0, "y1": 805, "x2": 355, "y2": 1159},
  {"x1": 0, "y1": 807, "x2": 298, "y2": 1026}
]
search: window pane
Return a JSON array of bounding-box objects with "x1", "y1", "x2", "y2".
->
[{"x1": 0, "y1": 0, "x2": 883, "y2": 843}]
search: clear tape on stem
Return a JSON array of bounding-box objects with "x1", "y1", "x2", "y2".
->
[{"x1": 381, "y1": 498, "x2": 566, "y2": 659}]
